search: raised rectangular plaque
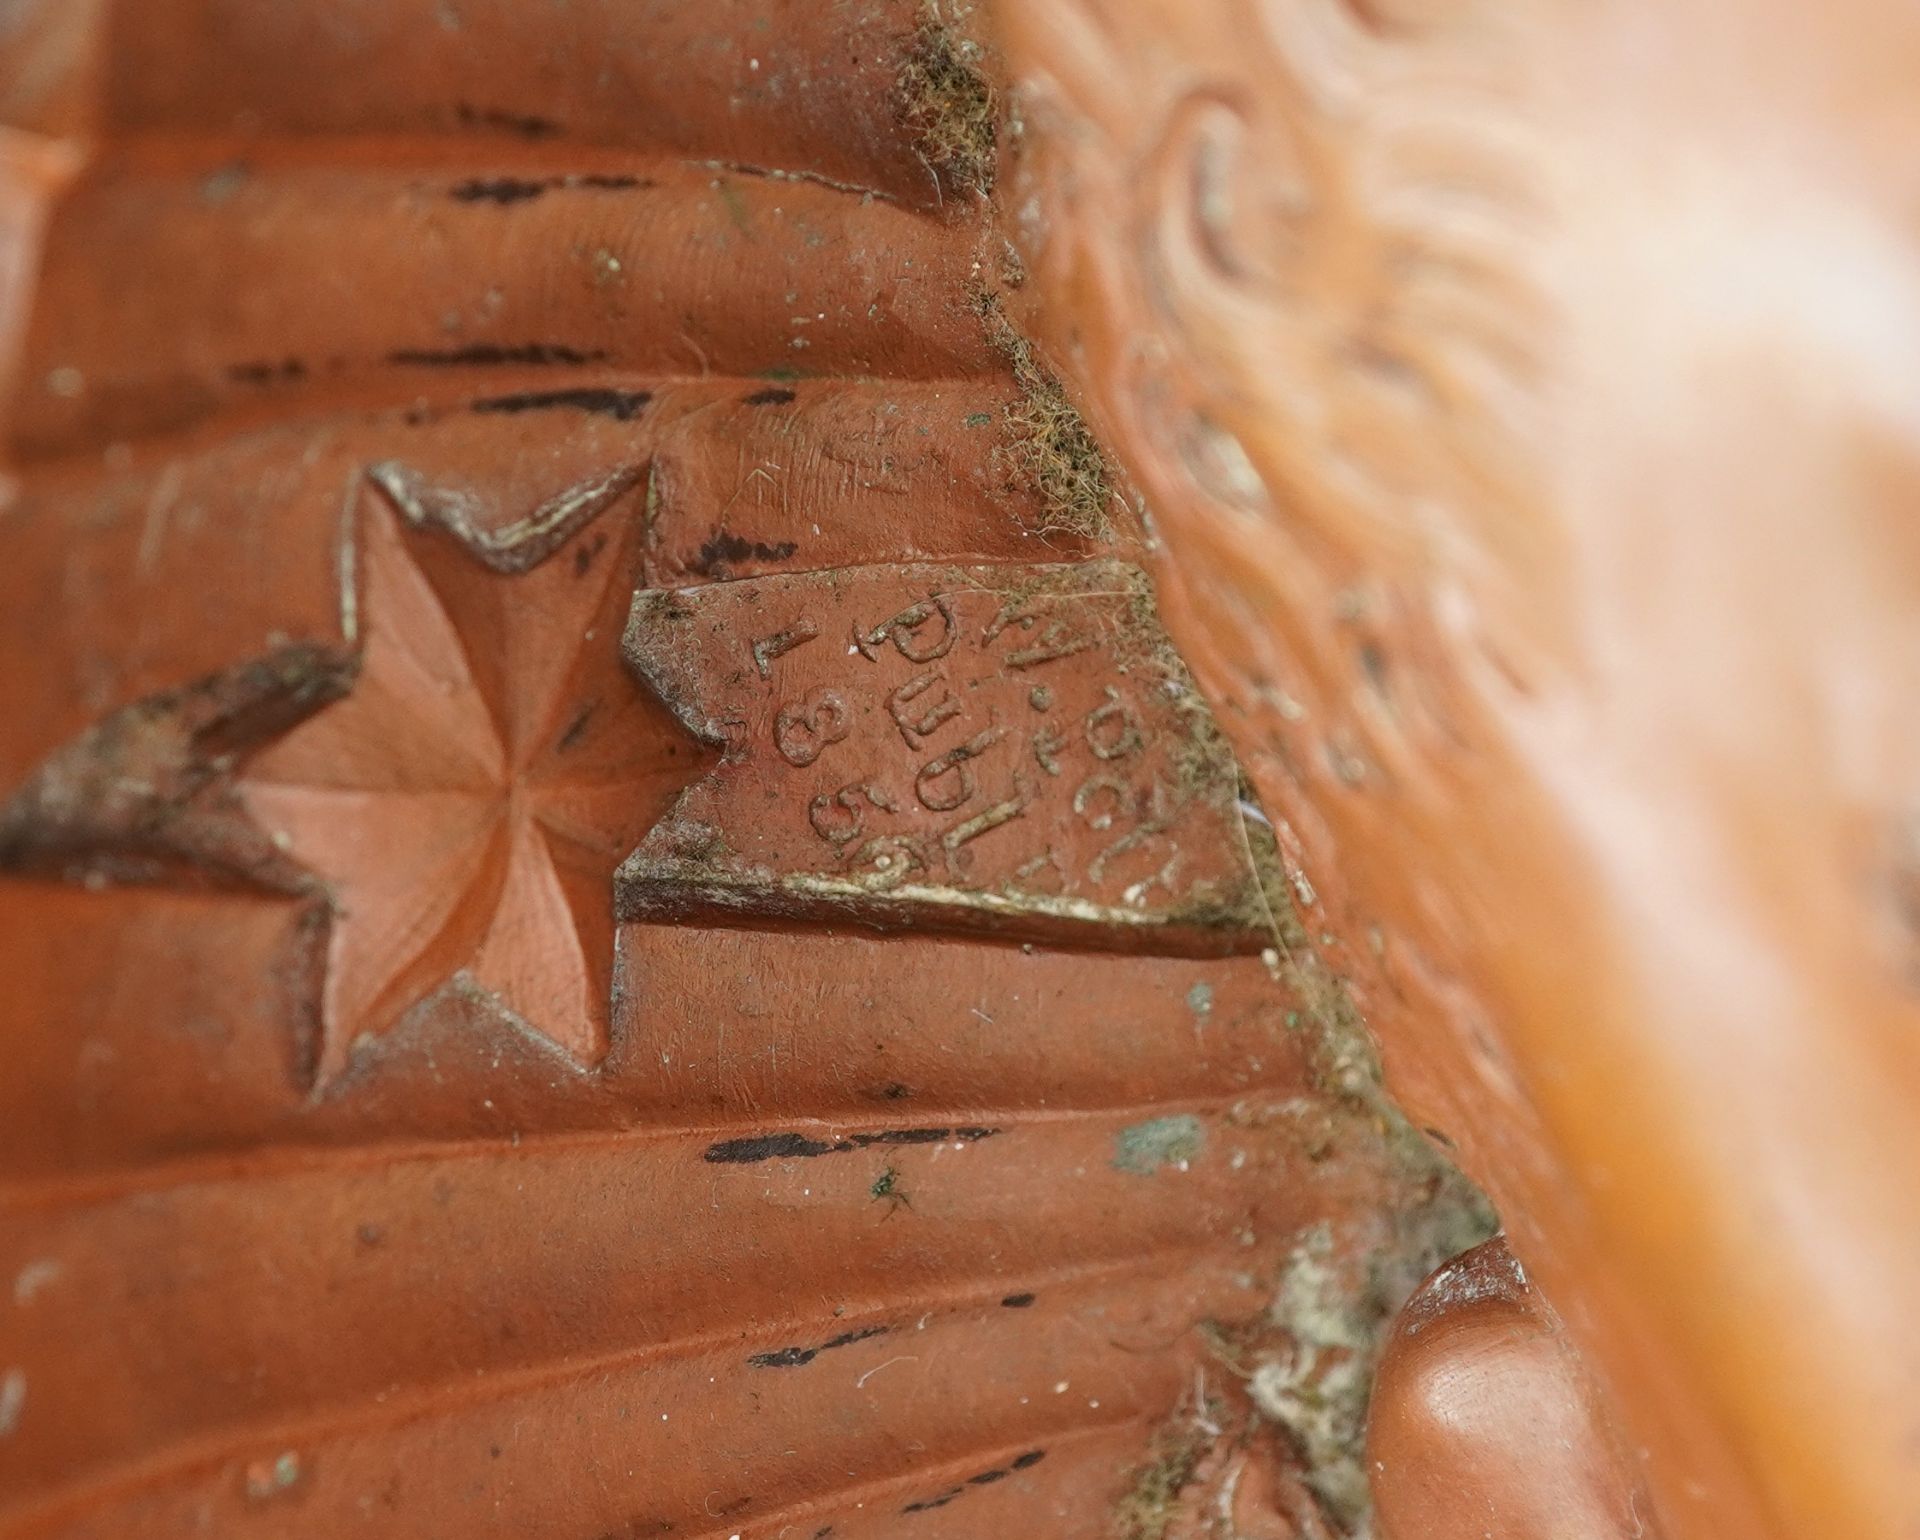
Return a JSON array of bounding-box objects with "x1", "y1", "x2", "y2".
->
[{"x1": 620, "y1": 560, "x2": 1267, "y2": 952}]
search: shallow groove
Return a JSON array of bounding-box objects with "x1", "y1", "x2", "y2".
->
[
  {"x1": 0, "y1": 13, "x2": 1357, "y2": 1538},
  {"x1": 101, "y1": 0, "x2": 944, "y2": 205},
  {"x1": 0, "y1": 1090, "x2": 1302, "y2": 1211},
  {"x1": 12, "y1": 153, "x2": 999, "y2": 459},
  {"x1": 1, "y1": 1257, "x2": 1241, "y2": 1537},
  {"x1": 680, "y1": 1419, "x2": 1150, "y2": 1540}
]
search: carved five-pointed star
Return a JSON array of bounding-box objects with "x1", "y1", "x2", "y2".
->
[{"x1": 234, "y1": 486, "x2": 689, "y2": 1082}]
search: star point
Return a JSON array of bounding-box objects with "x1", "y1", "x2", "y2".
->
[
  {"x1": 0, "y1": 463, "x2": 699, "y2": 1091},
  {"x1": 241, "y1": 485, "x2": 686, "y2": 1082}
]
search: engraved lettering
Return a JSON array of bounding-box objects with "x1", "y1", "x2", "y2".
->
[
  {"x1": 1013, "y1": 847, "x2": 1068, "y2": 893},
  {"x1": 1120, "y1": 852, "x2": 1185, "y2": 907},
  {"x1": 915, "y1": 728, "x2": 1003, "y2": 812},
  {"x1": 614, "y1": 560, "x2": 1260, "y2": 940},
  {"x1": 981, "y1": 601, "x2": 1022, "y2": 646},
  {"x1": 1088, "y1": 776, "x2": 1185, "y2": 882},
  {"x1": 851, "y1": 835, "x2": 927, "y2": 891},
  {"x1": 775, "y1": 689, "x2": 851, "y2": 766},
  {"x1": 1006, "y1": 619, "x2": 1094, "y2": 670},
  {"x1": 1085, "y1": 686, "x2": 1145, "y2": 761},
  {"x1": 887, "y1": 670, "x2": 963, "y2": 747},
  {"x1": 808, "y1": 782, "x2": 898, "y2": 847},
  {"x1": 1095, "y1": 827, "x2": 1177, "y2": 886},
  {"x1": 943, "y1": 791, "x2": 1029, "y2": 853},
  {"x1": 856, "y1": 595, "x2": 955, "y2": 664},
  {"x1": 751, "y1": 619, "x2": 820, "y2": 679},
  {"x1": 1073, "y1": 774, "x2": 1133, "y2": 831}
]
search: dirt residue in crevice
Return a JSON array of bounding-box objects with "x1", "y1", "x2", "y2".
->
[
  {"x1": 977, "y1": 293, "x2": 1116, "y2": 539},
  {"x1": 1198, "y1": 801, "x2": 1499, "y2": 1533},
  {"x1": 1114, "y1": 1391, "x2": 1223, "y2": 1540},
  {"x1": 0, "y1": 643, "x2": 355, "y2": 892},
  {"x1": 896, "y1": 2, "x2": 999, "y2": 200},
  {"x1": 1191, "y1": 1166, "x2": 1493, "y2": 1534},
  {"x1": 918, "y1": 355, "x2": 1487, "y2": 1535},
  {"x1": 901, "y1": 2, "x2": 1117, "y2": 539}
]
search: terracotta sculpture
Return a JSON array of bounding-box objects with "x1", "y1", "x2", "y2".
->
[
  {"x1": 994, "y1": 1, "x2": 1920, "y2": 1536},
  {"x1": 0, "y1": 2, "x2": 1910, "y2": 1538}
]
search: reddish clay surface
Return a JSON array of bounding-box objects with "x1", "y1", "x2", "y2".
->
[
  {"x1": 621, "y1": 560, "x2": 1263, "y2": 949},
  {"x1": 993, "y1": 1, "x2": 1920, "y2": 1536},
  {"x1": 0, "y1": 5, "x2": 1477, "y2": 1539},
  {"x1": 238, "y1": 488, "x2": 681, "y2": 1079},
  {"x1": 1369, "y1": 1240, "x2": 1656, "y2": 1540}
]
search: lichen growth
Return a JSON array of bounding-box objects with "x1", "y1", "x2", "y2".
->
[
  {"x1": 978, "y1": 296, "x2": 1115, "y2": 539},
  {"x1": 1112, "y1": 1113, "x2": 1206, "y2": 1174},
  {"x1": 896, "y1": 3, "x2": 998, "y2": 199},
  {"x1": 1247, "y1": 1225, "x2": 1375, "y2": 1525},
  {"x1": 1196, "y1": 793, "x2": 1500, "y2": 1533},
  {"x1": 1113, "y1": 1394, "x2": 1222, "y2": 1540}
]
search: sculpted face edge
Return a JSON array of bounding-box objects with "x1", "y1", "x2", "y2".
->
[{"x1": 991, "y1": 0, "x2": 1920, "y2": 1535}]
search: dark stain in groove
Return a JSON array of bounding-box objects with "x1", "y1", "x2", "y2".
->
[
  {"x1": 471, "y1": 387, "x2": 652, "y2": 421},
  {"x1": 556, "y1": 702, "x2": 597, "y2": 753},
  {"x1": 691, "y1": 528, "x2": 799, "y2": 577},
  {"x1": 451, "y1": 177, "x2": 546, "y2": 205},
  {"x1": 1000, "y1": 1292, "x2": 1036, "y2": 1308},
  {"x1": 455, "y1": 103, "x2": 563, "y2": 139},
  {"x1": 901, "y1": 1452, "x2": 1045, "y2": 1515},
  {"x1": 742, "y1": 386, "x2": 797, "y2": 405},
  {"x1": 572, "y1": 530, "x2": 609, "y2": 576},
  {"x1": 704, "y1": 1127, "x2": 999, "y2": 1164},
  {"x1": 748, "y1": 1324, "x2": 890, "y2": 1369},
  {"x1": 389, "y1": 343, "x2": 609, "y2": 368},
  {"x1": 450, "y1": 174, "x2": 653, "y2": 205},
  {"x1": 228, "y1": 358, "x2": 307, "y2": 384},
  {"x1": 707, "y1": 1132, "x2": 833, "y2": 1162}
]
